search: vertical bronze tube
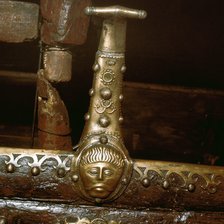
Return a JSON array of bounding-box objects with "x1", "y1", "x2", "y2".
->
[{"x1": 74, "y1": 6, "x2": 147, "y2": 203}]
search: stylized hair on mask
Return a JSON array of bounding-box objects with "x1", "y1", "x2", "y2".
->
[{"x1": 80, "y1": 146, "x2": 124, "y2": 168}]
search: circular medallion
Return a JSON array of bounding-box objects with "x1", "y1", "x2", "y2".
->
[{"x1": 101, "y1": 70, "x2": 115, "y2": 85}]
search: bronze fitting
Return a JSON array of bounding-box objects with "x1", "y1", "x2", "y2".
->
[{"x1": 72, "y1": 6, "x2": 147, "y2": 203}]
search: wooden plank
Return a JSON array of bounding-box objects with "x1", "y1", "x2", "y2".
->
[
  {"x1": 0, "y1": 1, "x2": 39, "y2": 42},
  {"x1": 40, "y1": 0, "x2": 91, "y2": 45},
  {"x1": 122, "y1": 82, "x2": 224, "y2": 164},
  {"x1": 0, "y1": 199, "x2": 224, "y2": 223},
  {"x1": 0, "y1": 148, "x2": 223, "y2": 211}
]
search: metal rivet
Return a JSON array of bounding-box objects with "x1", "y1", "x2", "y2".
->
[
  {"x1": 38, "y1": 96, "x2": 42, "y2": 102},
  {"x1": 209, "y1": 186, "x2": 217, "y2": 194},
  {"x1": 95, "y1": 198, "x2": 102, "y2": 204},
  {"x1": 102, "y1": 71, "x2": 114, "y2": 83},
  {"x1": 100, "y1": 87, "x2": 112, "y2": 100},
  {"x1": 188, "y1": 184, "x2": 195, "y2": 192},
  {"x1": 89, "y1": 88, "x2": 94, "y2": 96},
  {"x1": 142, "y1": 178, "x2": 150, "y2": 188},
  {"x1": 99, "y1": 115, "x2": 111, "y2": 128},
  {"x1": 31, "y1": 167, "x2": 40, "y2": 176},
  {"x1": 6, "y1": 163, "x2": 15, "y2": 173},
  {"x1": 121, "y1": 65, "x2": 127, "y2": 73},
  {"x1": 119, "y1": 94, "x2": 124, "y2": 102},
  {"x1": 119, "y1": 116, "x2": 124, "y2": 123},
  {"x1": 72, "y1": 174, "x2": 79, "y2": 182},
  {"x1": 121, "y1": 178, "x2": 128, "y2": 185},
  {"x1": 93, "y1": 63, "x2": 100, "y2": 72},
  {"x1": 99, "y1": 135, "x2": 108, "y2": 144},
  {"x1": 84, "y1": 113, "x2": 90, "y2": 121},
  {"x1": 162, "y1": 180, "x2": 170, "y2": 189},
  {"x1": 57, "y1": 168, "x2": 66, "y2": 178}
]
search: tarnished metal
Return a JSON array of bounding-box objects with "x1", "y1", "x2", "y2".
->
[
  {"x1": 0, "y1": 1, "x2": 39, "y2": 43},
  {"x1": 43, "y1": 46, "x2": 72, "y2": 82},
  {"x1": 40, "y1": 0, "x2": 91, "y2": 45},
  {"x1": 73, "y1": 6, "x2": 147, "y2": 203},
  {"x1": 0, "y1": 147, "x2": 224, "y2": 211},
  {"x1": 37, "y1": 70, "x2": 72, "y2": 151}
]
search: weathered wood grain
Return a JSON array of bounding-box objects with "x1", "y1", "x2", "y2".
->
[
  {"x1": 0, "y1": 1, "x2": 39, "y2": 42},
  {"x1": 40, "y1": 0, "x2": 91, "y2": 45},
  {"x1": 0, "y1": 199, "x2": 224, "y2": 224},
  {"x1": 122, "y1": 82, "x2": 224, "y2": 164},
  {"x1": 0, "y1": 148, "x2": 223, "y2": 211}
]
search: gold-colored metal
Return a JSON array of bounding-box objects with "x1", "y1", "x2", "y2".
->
[
  {"x1": 65, "y1": 217, "x2": 121, "y2": 224},
  {"x1": 1, "y1": 147, "x2": 73, "y2": 174},
  {"x1": 134, "y1": 160, "x2": 224, "y2": 194},
  {"x1": 72, "y1": 6, "x2": 147, "y2": 203}
]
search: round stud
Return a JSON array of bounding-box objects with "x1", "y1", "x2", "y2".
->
[
  {"x1": 84, "y1": 113, "x2": 90, "y2": 121},
  {"x1": 99, "y1": 135, "x2": 108, "y2": 144},
  {"x1": 89, "y1": 88, "x2": 94, "y2": 96},
  {"x1": 57, "y1": 168, "x2": 66, "y2": 178},
  {"x1": 188, "y1": 183, "x2": 196, "y2": 192},
  {"x1": 100, "y1": 87, "x2": 112, "y2": 100},
  {"x1": 121, "y1": 65, "x2": 127, "y2": 73},
  {"x1": 121, "y1": 178, "x2": 128, "y2": 185},
  {"x1": 162, "y1": 180, "x2": 170, "y2": 189},
  {"x1": 31, "y1": 167, "x2": 40, "y2": 176},
  {"x1": 119, "y1": 94, "x2": 124, "y2": 102},
  {"x1": 93, "y1": 63, "x2": 100, "y2": 72},
  {"x1": 209, "y1": 186, "x2": 217, "y2": 194},
  {"x1": 38, "y1": 96, "x2": 42, "y2": 102},
  {"x1": 72, "y1": 174, "x2": 79, "y2": 182},
  {"x1": 95, "y1": 198, "x2": 102, "y2": 204},
  {"x1": 119, "y1": 116, "x2": 124, "y2": 124},
  {"x1": 98, "y1": 115, "x2": 111, "y2": 128},
  {"x1": 101, "y1": 70, "x2": 115, "y2": 84},
  {"x1": 6, "y1": 163, "x2": 15, "y2": 173},
  {"x1": 142, "y1": 178, "x2": 150, "y2": 188}
]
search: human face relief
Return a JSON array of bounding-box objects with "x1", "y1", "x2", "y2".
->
[{"x1": 80, "y1": 162, "x2": 123, "y2": 199}]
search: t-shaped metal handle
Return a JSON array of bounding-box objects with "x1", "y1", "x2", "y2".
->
[
  {"x1": 75, "y1": 6, "x2": 147, "y2": 203},
  {"x1": 85, "y1": 5, "x2": 147, "y2": 19},
  {"x1": 85, "y1": 5, "x2": 147, "y2": 53}
]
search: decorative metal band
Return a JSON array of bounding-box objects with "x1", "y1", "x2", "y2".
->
[
  {"x1": 134, "y1": 160, "x2": 224, "y2": 194},
  {"x1": 0, "y1": 148, "x2": 73, "y2": 177},
  {"x1": 65, "y1": 217, "x2": 121, "y2": 224},
  {"x1": 96, "y1": 51, "x2": 125, "y2": 59}
]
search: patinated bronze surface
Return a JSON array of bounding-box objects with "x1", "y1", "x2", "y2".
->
[
  {"x1": 74, "y1": 6, "x2": 146, "y2": 203},
  {"x1": 0, "y1": 147, "x2": 224, "y2": 212}
]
